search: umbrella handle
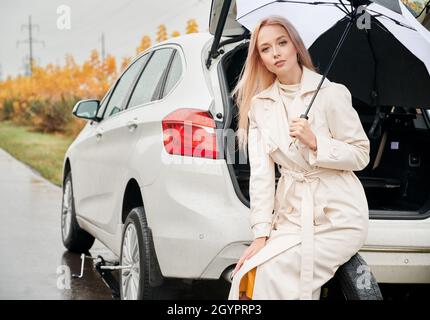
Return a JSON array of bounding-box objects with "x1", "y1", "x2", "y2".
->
[{"x1": 300, "y1": 114, "x2": 309, "y2": 120}]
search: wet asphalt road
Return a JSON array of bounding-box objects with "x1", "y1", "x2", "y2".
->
[
  {"x1": 0, "y1": 148, "x2": 115, "y2": 299},
  {"x1": 0, "y1": 148, "x2": 230, "y2": 300}
]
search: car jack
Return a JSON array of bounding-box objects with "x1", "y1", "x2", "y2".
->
[
  {"x1": 95, "y1": 255, "x2": 122, "y2": 299},
  {"x1": 72, "y1": 253, "x2": 131, "y2": 299}
]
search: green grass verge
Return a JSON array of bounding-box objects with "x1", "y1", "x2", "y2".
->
[{"x1": 0, "y1": 121, "x2": 74, "y2": 186}]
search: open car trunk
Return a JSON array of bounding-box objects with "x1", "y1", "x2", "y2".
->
[{"x1": 220, "y1": 43, "x2": 430, "y2": 219}]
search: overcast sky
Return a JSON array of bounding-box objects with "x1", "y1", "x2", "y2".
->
[{"x1": 0, "y1": 0, "x2": 212, "y2": 79}]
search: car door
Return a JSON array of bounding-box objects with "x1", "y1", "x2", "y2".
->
[
  {"x1": 72, "y1": 88, "x2": 112, "y2": 221},
  {"x1": 73, "y1": 53, "x2": 150, "y2": 229}
]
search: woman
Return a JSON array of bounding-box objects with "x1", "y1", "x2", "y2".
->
[{"x1": 228, "y1": 15, "x2": 370, "y2": 300}]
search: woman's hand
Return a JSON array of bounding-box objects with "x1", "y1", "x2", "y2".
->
[
  {"x1": 231, "y1": 237, "x2": 267, "y2": 278},
  {"x1": 289, "y1": 117, "x2": 317, "y2": 151}
]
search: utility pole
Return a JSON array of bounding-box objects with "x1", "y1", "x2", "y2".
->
[
  {"x1": 17, "y1": 15, "x2": 44, "y2": 76},
  {"x1": 100, "y1": 32, "x2": 106, "y2": 62},
  {"x1": 28, "y1": 16, "x2": 33, "y2": 73}
]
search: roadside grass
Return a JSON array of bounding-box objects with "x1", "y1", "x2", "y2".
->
[{"x1": 0, "y1": 121, "x2": 74, "y2": 186}]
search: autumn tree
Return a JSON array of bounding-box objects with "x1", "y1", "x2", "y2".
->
[
  {"x1": 136, "y1": 35, "x2": 152, "y2": 54},
  {"x1": 186, "y1": 19, "x2": 198, "y2": 34},
  {"x1": 120, "y1": 56, "x2": 132, "y2": 72},
  {"x1": 156, "y1": 24, "x2": 168, "y2": 43},
  {"x1": 171, "y1": 31, "x2": 181, "y2": 38}
]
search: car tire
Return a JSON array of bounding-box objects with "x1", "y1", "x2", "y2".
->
[
  {"x1": 119, "y1": 207, "x2": 161, "y2": 300},
  {"x1": 61, "y1": 171, "x2": 95, "y2": 253},
  {"x1": 335, "y1": 253, "x2": 383, "y2": 300}
]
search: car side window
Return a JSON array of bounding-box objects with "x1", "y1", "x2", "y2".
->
[
  {"x1": 127, "y1": 48, "x2": 174, "y2": 108},
  {"x1": 162, "y1": 51, "x2": 183, "y2": 98},
  {"x1": 102, "y1": 54, "x2": 148, "y2": 119}
]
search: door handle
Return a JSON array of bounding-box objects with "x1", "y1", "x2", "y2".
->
[
  {"x1": 127, "y1": 120, "x2": 138, "y2": 131},
  {"x1": 96, "y1": 129, "x2": 103, "y2": 139}
]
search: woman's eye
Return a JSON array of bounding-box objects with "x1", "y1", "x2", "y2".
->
[
  {"x1": 262, "y1": 47, "x2": 269, "y2": 52},
  {"x1": 280, "y1": 40, "x2": 287, "y2": 45}
]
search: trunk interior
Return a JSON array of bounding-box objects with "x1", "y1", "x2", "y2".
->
[{"x1": 221, "y1": 44, "x2": 430, "y2": 219}]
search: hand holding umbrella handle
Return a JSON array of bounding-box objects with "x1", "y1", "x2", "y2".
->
[{"x1": 289, "y1": 113, "x2": 309, "y2": 148}]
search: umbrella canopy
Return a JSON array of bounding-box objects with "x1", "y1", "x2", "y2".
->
[{"x1": 236, "y1": 0, "x2": 430, "y2": 108}]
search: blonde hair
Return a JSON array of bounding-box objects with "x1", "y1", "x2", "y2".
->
[{"x1": 232, "y1": 15, "x2": 317, "y2": 151}]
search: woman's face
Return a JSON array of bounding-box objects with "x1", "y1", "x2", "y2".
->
[{"x1": 257, "y1": 24, "x2": 299, "y2": 77}]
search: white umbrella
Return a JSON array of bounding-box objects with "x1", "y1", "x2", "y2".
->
[{"x1": 236, "y1": 0, "x2": 430, "y2": 111}]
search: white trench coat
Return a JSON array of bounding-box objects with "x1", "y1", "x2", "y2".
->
[{"x1": 228, "y1": 66, "x2": 370, "y2": 300}]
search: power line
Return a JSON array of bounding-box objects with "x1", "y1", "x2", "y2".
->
[{"x1": 17, "y1": 15, "x2": 45, "y2": 76}]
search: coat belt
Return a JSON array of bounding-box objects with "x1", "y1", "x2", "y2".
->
[{"x1": 273, "y1": 164, "x2": 333, "y2": 300}]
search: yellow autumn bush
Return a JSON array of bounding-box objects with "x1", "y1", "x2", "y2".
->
[{"x1": 0, "y1": 50, "x2": 117, "y2": 135}]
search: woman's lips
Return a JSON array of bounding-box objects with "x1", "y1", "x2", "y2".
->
[{"x1": 275, "y1": 60, "x2": 286, "y2": 67}]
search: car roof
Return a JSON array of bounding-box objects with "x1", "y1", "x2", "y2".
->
[{"x1": 138, "y1": 32, "x2": 214, "y2": 57}]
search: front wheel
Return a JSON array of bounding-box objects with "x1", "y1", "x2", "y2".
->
[{"x1": 61, "y1": 171, "x2": 95, "y2": 252}]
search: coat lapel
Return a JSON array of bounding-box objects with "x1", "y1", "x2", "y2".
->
[{"x1": 253, "y1": 66, "x2": 331, "y2": 171}]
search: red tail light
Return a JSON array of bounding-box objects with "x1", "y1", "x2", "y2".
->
[{"x1": 162, "y1": 108, "x2": 220, "y2": 159}]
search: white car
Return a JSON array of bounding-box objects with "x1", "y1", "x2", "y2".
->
[{"x1": 61, "y1": 0, "x2": 429, "y2": 300}]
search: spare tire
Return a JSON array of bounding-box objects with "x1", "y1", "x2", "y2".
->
[{"x1": 335, "y1": 253, "x2": 383, "y2": 300}]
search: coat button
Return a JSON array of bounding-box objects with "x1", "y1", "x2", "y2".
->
[{"x1": 286, "y1": 205, "x2": 293, "y2": 213}]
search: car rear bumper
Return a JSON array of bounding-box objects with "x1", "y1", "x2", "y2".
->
[{"x1": 359, "y1": 249, "x2": 430, "y2": 283}]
